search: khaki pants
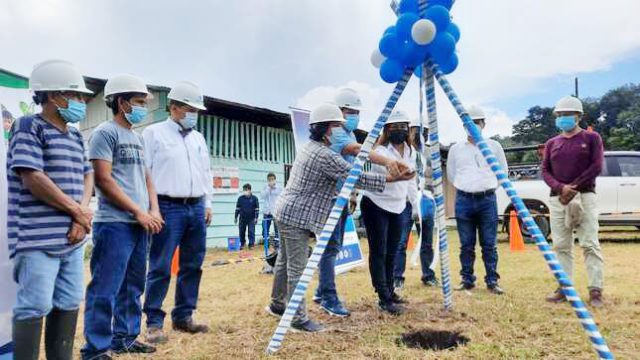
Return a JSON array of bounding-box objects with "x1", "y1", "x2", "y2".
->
[{"x1": 549, "y1": 193, "x2": 604, "y2": 290}]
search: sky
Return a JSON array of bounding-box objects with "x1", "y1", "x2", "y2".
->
[{"x1": 1, "y1": 0, "x2": 640, "y2": 144}]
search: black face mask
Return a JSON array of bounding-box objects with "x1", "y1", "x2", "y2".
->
[{"x1": 388, "y1": 129, "x2": 408, "y2": 145}]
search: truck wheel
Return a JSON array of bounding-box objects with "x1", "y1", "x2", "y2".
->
[{"x1": 519, "y1": 209, "x2": 550, "y2": 243}]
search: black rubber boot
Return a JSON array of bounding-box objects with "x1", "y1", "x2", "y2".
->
[
  {"x1": 45, "y1": 308, "x2": 79, "y2": 360},
  {"x1": 13, "y1": 317, "x2": 43, "y2": 360}
]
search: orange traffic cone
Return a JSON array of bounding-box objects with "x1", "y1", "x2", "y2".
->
[
  {"x1": 509, "y1": 211, "x2": 525, "y2": 252},
  {"x1": 406, "y1": 232, "x2": 416, "y2": 251},
  {"x1": 171, "y1": 247, "x2": 180, "y2": 276}
]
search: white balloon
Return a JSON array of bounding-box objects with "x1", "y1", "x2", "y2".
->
[
  {"x1": 370, "y1": 48, "x2": 385, "y2": 69},
  {"x1": 411, "y1": 19, "x2": 436, "y2": 46}
]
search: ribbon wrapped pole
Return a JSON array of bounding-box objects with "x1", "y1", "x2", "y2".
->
[
  {"x1": 265, "y1": 68, "x2": 415, "y2": 355},
  {"x1": 426, "y1": 59, "x2": 614, "y2": 360}
]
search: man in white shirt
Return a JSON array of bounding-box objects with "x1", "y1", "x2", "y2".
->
[
  {"x1": 142, "y1": 81, "x2": 213, "y2": 343},
  {"x1": 261, "y1": 172, "x2": 281, "y2": 252},
  {"x1": 446, "y1": 106, "x2": 508, "y2": 295}
]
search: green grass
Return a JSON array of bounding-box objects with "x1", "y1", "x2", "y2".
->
[{"x1": 73, "y1": 231, "x2": 640, "y2": 359}]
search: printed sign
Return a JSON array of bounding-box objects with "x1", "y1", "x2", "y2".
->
[{"x1": 212, "y1": 166, "x2": 240, "y2": 194}]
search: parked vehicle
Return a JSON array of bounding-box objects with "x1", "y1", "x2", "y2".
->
[{"x1": 496, "y1": 151, "x2": 640, "y2": 239}]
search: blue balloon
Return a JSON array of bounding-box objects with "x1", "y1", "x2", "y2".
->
[
  {"x1": 414, "y1": 65, "x2": 423, "y2": 78},
  {"x1": 379, "y1": 33, "x2": 402, "y2": 59},
  {"x1": 401, "y1": 41, "x2": 429, "y2": 67},
  {"x1": 428, "y1": 0, "x2": 454, "y2": 10},
  {"x1": 424, "y1": 5, "x2": 451, "y2": 31},
  {"x1": 398, "y1": 0, "x2": 419, "y2": 14},
  {"x1": 429, "y1": 32, "x2": 456, "y2": 63},
  {"x1": 439, "y1": 52, "x2": 459, "y2": 74},
  {"x1": 447, "y1": 22, "x2": 461, "y2": 42},
  {"x1": 396, "y1": 13, "x2": 420, "y2": 40},
  {"x1": 384, "y1": 25, "x2": 396, "y2": 36},
  {"x1": 380, "y1": 59, "x2": 405, "y2": 83}
]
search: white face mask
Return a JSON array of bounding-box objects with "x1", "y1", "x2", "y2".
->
[
  {"x1": 268, "y1": 180, "x2": 276, "y2": 187},
  {"x1": 244, "y1": 191, "x2": 251, "y2": 196}
]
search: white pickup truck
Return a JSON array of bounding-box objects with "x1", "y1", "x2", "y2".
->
[{"x1": 496, "y1": 151, "x2": 640, "y2": 239}]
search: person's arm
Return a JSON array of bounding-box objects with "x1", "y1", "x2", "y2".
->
[
  {"x1": 141, "y1": 127, "x2": 154, "y2": 169},
  {"x1": 541, "y1": 140, "x2": 564, "y2": 194},
  {"x1": 67, "y1": 171, "x2": 95, "y2": 243},
  {"x1": 234, "y1": 197, "x2": 241, "y2": 224},
  {"x1": 254, "y1": 195, "x2": 260, "y2": 222},
  {"x1": 146, "y1": 169, "x2": 161, "y2": 219},
  {"x1": 344, "y1": 142, "x2": 407, "y2": 176},
  {"x1": 571, "y1": 133, "x2": 604, "y2": 189},
  {"x1": 446, "y1": 146, "x2": 457, "y2": 184}
]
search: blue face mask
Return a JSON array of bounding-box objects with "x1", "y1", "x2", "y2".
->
[
  {"x1": 57, "y1": 98, "x2": 86, "y2": 123},
  {"x1": 328, "y1": 126, "x2": 353, "y2": 154},
  {"x1": 556, "y1": 115, "x2": 577, "y2": 132},
  {"x1": 124, "y1": 104, "x2": 148, "y2": 124},
  {"x1": 179, "y1": 112, "x2": 198, "y2": 129},
  {"x1": 344, "y1": 114, "x2": 360, "y2": 132}
]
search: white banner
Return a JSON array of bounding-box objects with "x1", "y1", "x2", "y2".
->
[{"x1": 212, "y1": 166, "x2": 240, "y2": 194}]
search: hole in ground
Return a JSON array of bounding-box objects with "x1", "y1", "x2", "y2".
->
[{"x1": 397, "y1": 329, "x2": 469, "y2": 351}]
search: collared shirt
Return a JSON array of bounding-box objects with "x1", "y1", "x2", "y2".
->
[
  {"x1": 235, "y1": 194, "x2": 259, "y2": 220},
  {"x1": 446, "y1": 139, "x2": 508, "y2": 193},
  {"x1": 261, "y1": 184, "x2": 282, "y2": 215},
  {"x1": 274, "y1": 141, "x2": 386, "y2": 235},
  {"x1": 7, "y1": 115, "x2": 91, "y2": 256},
  {"x1": 142, "y1": 118, "x2": 213, "y2": 208},
  {"x1": 364, "y1": 143, "x2": 419, "y2": 214}
]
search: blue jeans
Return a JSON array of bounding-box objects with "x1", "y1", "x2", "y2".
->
[
  {"x1": 12, "y1": 247, "x2": 84, "y2": 321},
  {"x1": 418, "y1": 214, "x2": 437, "y2": 282},
  {"x1": 455, "y1": 191, "x2": 500, "y2": 286},
  {"x1": 262, "y1": 214, "x2": 280, "y2": 251},
  {"x1": 392, "y1": 203, "x2": 415, "y2": 282},
  {"x1": 82, "y1": 222, "x2": 148, "y2": 359},
  {"x1": 238, "y1": 217, "x2": 255, "y2": 247},
  {"x1": 314, "y1": 208, "x2": 348, "y2": 303},
  {"x1": 144, "y1": 199, "x2": 206, "y2": 329}
]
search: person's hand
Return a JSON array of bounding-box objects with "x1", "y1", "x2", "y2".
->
[
  {"x1": 560, "y1": 184, "x2": 578, "y2": 205},
  {"x1": 67, "y1": 222, "x2": 87, "y2": 245},
  {"x1": 395, "y1": 160, "x2": 412, "y2": 175},
  {"x1": 234, "y1": 218, "x2": 238, "y2": 225},
  {"x1": 205, "y1": 208, "x2": 213, "y2": 225},
  {"x1": 72, "y1": 205, "x2": 93, "y2": 232},
  {"x1": 349, "y1": 197, "x2": 357, "y2": 214},
  {"x1": 134, "y1": 209, "x2": 164, "y2": 234},
  {"x1": 385, "y1": 159, "x2": 400, "y2": 177}
]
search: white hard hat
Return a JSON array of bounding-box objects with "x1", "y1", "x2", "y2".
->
[
  {"x1": 334, "y1": 88, "x2": 363, "y2": 111},
  {"x1": 103, "y1": 74, "x2": 149, "y2": 100},
  {"x1": 554, "y1": 96, "x2": 583, "y2": 114},
  {"x1": 467, "y1": 105, "x2": 486, "y2": 121},
  {"x1": 386, "y1": 110, "x2": 411, "y2": 125},
  {"x1": 309, "y1": 103, "x2": 346, "y2": 125},
  {"x1": 29, "y1": 59, "x2": 93, "y2": 94},
  {"x1": 168, "y1": 81, "x2": 206, "y2": 110},
  {"x1": 410, "y1": 117, "x2": 429, "y2": 128}
]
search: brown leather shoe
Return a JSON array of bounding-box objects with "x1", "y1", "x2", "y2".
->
[
  {"x1": 545, "y1": 288, "x2": 566, "y2": 303},
  {"x1": 146, "y1": 327, "x2": 168, "y2": 344},
  {"x1": 172, "y1": 318, "x2": 210, "y2": 334},
  {"x1": 589, "y1": 289, "x2": 604, "y2": 308}
]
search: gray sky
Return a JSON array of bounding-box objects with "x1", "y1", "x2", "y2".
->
[{"x1": 2, "y1": 0, "x2": 640, "y2": 143}]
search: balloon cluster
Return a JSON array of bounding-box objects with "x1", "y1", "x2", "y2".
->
[{"x1": 371, "y1": 0, "x2": 460, "y2": 83}]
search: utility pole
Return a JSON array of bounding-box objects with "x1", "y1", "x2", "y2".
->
[{"x1": 574, "y1": 77, "x2": 579, "y2": 98}]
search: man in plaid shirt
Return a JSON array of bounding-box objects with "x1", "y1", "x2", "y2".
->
[{"x1": 265, "y1": 103, "x2": 414, "y2": 332}]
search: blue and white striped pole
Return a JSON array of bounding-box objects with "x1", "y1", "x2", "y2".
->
[
  {"x1": 424, "y1": 66, "x2": 453, "y2": 310},
  {"x1": 265, "y1": 69, "x2": 414, "y2": 355},
  {"x1": 426, "y1": 59, "x2": 614, "y2": 360}
]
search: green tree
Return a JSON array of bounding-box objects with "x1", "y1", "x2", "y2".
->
[
  {"x1": 512, "y1": 106, "x2": 557, "y2": 145},
  {"x1": 607, "y1": 104, "x2": 640, "y2": 150}
]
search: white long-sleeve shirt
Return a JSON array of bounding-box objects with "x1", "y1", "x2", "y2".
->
[
  {"x1": 364, "y1": 143, "x2": 419, "y2": 214},
  {"x1": 142, "y1": 118, "x2": 213, "y2": 208},
  {"x1": 446, "y1": 139, "x2": 508, "y2": 193}
]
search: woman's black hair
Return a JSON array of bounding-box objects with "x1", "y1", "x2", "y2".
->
[
  {"x1": 309, "y1": 123, "x2": 329, "y2": 142},
  {"x1": 106, "y1": 92, "x2": 142, "y2": 115}
]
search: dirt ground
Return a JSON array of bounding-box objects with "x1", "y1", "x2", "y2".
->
[{"x1": 69, "y1": 231, "x2": 640, "y2": 359}]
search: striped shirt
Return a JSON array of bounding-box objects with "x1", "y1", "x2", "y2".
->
[{"x1": 7, "y1": 114, "x2": 91, "y2": 257}]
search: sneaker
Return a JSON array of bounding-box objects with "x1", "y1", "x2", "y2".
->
[
  {"x1": 589, "y1": 289, "x2": 604, "y2": 308},
  {"x1": 390, "y1": 292, "x2": 409, "y2": 304},
  {"x1": 146, "y1": 327, "x2": 168, "y2": 344},
  {"x1": 455, "y1": 282, "x2": 475, "y2": 291},
  {"x1": 320, "y1": 300, "x2": 351, "y2": 318},
  {"x1": 393, "y1": 278, "x2": 405, "y2": 291},
  {"x1": 291, "y1": 319, "x2": 324, "y2": 333},
  {"x1": 487, "y1": 284, "x2": 504, "y2": 295},
  {"x1": 264, "y1": 304, "x2": 284, "y2": 318},
  {"x1": 112, "y1": 341, "x2": 156, "y2": 354},
  {"x1": 378, "y1": 301, "x2": 405, "y2": 316},
  {"x1": 91, "y1": 353, "x2": 113, "y2": 360},
  {"x1": 422, "y1": 278, "x2": 440, "y2": 287},
  {"x1": 545, "y1": 288, "x2": 566, "y2": 303},
  {"x1": 312, "y1": 293, "x2": 322, "y2": 304},
  {"x1": 172, "y1": 318, "x2": 209, "y2": 334}
]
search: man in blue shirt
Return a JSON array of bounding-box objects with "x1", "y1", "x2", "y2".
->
[
  {"x1": 8, "y1": 60, "x2": 94, "y2": 360},
  {"x1": 235, "y1": 184, "x2": 259, "y2": 249}
]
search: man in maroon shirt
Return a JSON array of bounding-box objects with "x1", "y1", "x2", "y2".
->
[{"x1": 541, "y1": 96, "x2": 605, "y2": 308}]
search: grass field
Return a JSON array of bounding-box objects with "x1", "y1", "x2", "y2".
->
[{"x1": 71, "y1": 230, "x2": 640, "y2": 360}]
